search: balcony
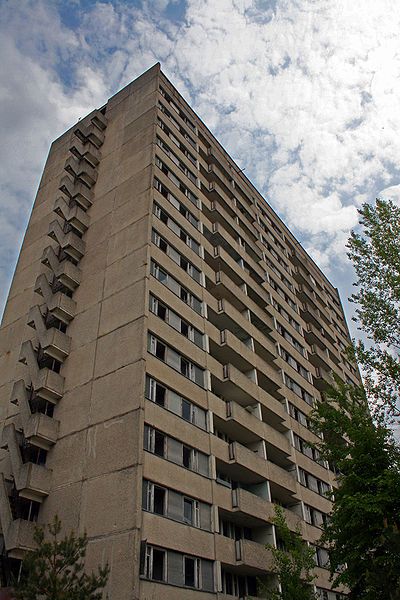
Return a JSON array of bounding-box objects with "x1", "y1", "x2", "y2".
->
[
  {"x1": 1, "y1": 425, "x2": 52, "y2": 502},
  {"x1": 41, "y1": 246, "x2": 81, "y2": 291},
  {"x1": 10, "y1": 381, "x2": 59, "y2": 449},
  {"x1": 48, "y1": 220, "x2": 86, "y2": 262},
  {"x1": 225, "y1": 401, "x2": 291, "y2": 458},
  {"x1": 34, "y1": 274, "x2": 76, "y2": 323},
  {"x1": 309, "y1": 345, "x2": 337, "y2": 374},
  {"x1": 64, "y1": 155, "x2": 98, "y2": 188},
  {"x1": 313, "y1": 367, "x2": 333, "y2": 392},
  {"x1": 73, "y1": 118, "x2": 106, "y2": 148},
  {"x1": 202, "y1": 181, "x2": 258, "y2": 243},
  {"x1": 297, "y1": 286, "x2": 331, "y2": 326},
  {"x1": 23, "y1": 413, "x2": 59, "y2": 450},
  {"x1": 215, "y1": 535, "x2": 273, "y2": 575},
  {"x1": 213, "y1": 438, "x2": 296, "y2": 498},
  {"x1": 40, "y1": 327, "x2": 71, "y2": 363},
  {"x1": 69, "y1": 138, "x2": 101, "y2": 166},
  {"x1": 210, "y1": 330, "x2": 282, "y2": 397},
  {"x1": 53, "y1": 196, "x2": 90, "y2": 235},
  {"x1": 300, "y1": 302, "x2": 322, "y2": 328},
  {"x1": 212, "y1": 363, "x2": 286, "y2": 430},
  {"x1": 14, "y1": 463, "x2": 51, "y2": 502},
  {"x1": 207, "y1": 298, "x2": 274, "y2": 358},
  {"x1": 27, "y1": 306, "x2": 71, "y2": 362},
  {"x1": 59, "y1": 175, "x2": 94, "y2": 210},
  {"x1": 34, "y1": 366, "x2": 65, "y2": 403},
  {"x1": 293, "y1": 265, "x2": 311, "y2": 287},
  {"x1": 203, "y1": 199, "x2": 262, "y2": 262},
  {"x1": 304, "y1": 322, "x2": 338, "y2": 362},
  {"x1": 236, "y1": 539, "x2": 274, "y2": 573},
  {"x1": 19, "y1": 341, "x2": 64, "y2": 402},
  {"x1": 231, "y1": 488, "x2": 301, "y2": 532},
  {"x1": 0, "y1": 476, "x2": 36, "y2": 559}
]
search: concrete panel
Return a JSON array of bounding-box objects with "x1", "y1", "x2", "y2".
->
[
  {"x1": 110, "y1": 190, "x2": 151, "y2": 236},
  {"x1": 143, "y1": 452, "x2": 213, "y2": 503},
  {"x1": 142, "y1": 511, "x2": 214, "y2": 559},
  {"x1": 47, "y1": 430, "x2": 86, "y2": 486},
  {"x1": 94, "y1": 318, "x2": 146, "y2": 379},
  {"x1": 62, "y1": 341, "x2": 96, "y2": 392},
  {"x1": 103, "y1": 245, "x2": 148, "y2": 299},
  {"x1": 106, "y1": 215, "x2": 150, "y2": 267},
  {"x1": 85, "y1": 530, "x2": 140, "y2": 600},
  {"x1": 81, "y1": 467, "x2": 140, "y2": 537},
  {"x1": 99, "y1": 279, "x2": 146, "y2": 337},
  {"x1": 55, "y1": 382, "x2": 91, "y2": 438},
  {"x1": 83, "y1": 213, "x2": 112, "y2": 252},
  {"x1": 90, "y1": 361, "x2": 145, "y2": 425},
  {"x1": 83, "y1": 410, "x2": 142, "y2": 478},
  {"x1": 114, "y1": 167, "x2": 153, "y2": 210},
  {"x1": 67, "y1": 304, "x2": 101, "y2": 351},
  {"x1": 40, "y1": 481, "x2": 82, "y2": 533}
]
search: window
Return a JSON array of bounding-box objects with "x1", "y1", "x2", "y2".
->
[
  {"x1": 280, "y1": 347, "x2": 310, "y2": 381},
  {"x1": 153, "y1": 202, "x2": 200, "y2": 254},
  {"x1": 293, "y1": 434, "x2": 324, "y2": 465},
  {"x1": 182, "y1": 445, "x2": 195, "y2": 469},
  {"x1": 155, "y1": 157, "x2": 198, "y2": 207},
  {"x1": 157, "y1": 118, "x2": 197, "y2": 164},
  {"x1": 150, "y1": 261, "x2": 202, "y2": 314},
  {"x1": 144, "y1": 425, "x2": 165, "y2": 458},
  {"x1": 288, "y1": 403, "x2": 309, "y2": 428},
  {"x1": 145, "y1": 546, "x2": 165, "y2": 581},
  {"x1": 315, "y1": 546, "x2": 330, "y2": 568},
  {"x1": 145, "y1": 376, "x2": 207, "y2": 429},
  {"x1": 148, "y1": 334, "x2": 205, "y2": 387},
  {"x1": 183, "y1": 498, "x2": 200, "y2": 526},
  {"x1": 184, "y1": 556, "x2": 200, "y2": 588},
  {"x1": 152, "y1": 229, "x2": 202, "y2": 284},
  {"x1": 276, "y1": 320, "x2": 305, "y2": 354},
  {"x1": 181, "y1": 398, "x2": 191, "y2": 422},
  {"x1": 298, "y1": 468, "x2": 331, "y2": 497},
  {"x1": 156, "y1": 139, "x2": 197, "y2": 184},
  {"x1": 149, "y1": 295, "x2": 204, "y2": 348},
  {"x1": 284, "y1": 373, "x2": 314, "y2": 406},
  {"x1": 143, "y1": 480, "x2": 166, "y2": 515}
]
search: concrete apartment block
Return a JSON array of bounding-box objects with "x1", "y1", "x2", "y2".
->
[{"x1": 0, "y1": 64, "x2": 359, "y2": 599}]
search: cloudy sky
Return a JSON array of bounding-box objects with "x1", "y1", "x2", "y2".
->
[{"x1": 1, "y1": 0, "x2": 400, "y2": 332}]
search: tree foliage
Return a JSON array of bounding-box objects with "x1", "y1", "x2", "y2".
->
[
  {"x1": 347, "y1": 197, "x2": 400, "y2": 418},
  {"x1": 310, "y1": 379, "x2": 400, "y2": 600},
  {"x1": 259, "y1": 505, "x2": 317, "y2": 600},
  {"x1": 13, "y1": 516, "x2": 109, "y2": 600}
]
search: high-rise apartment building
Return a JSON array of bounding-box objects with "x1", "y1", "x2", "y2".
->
[{"x1": 0, "y1": 64, "x2": 360, "y2": 599}]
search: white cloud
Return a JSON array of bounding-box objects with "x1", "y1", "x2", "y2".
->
[{"x1": 1, "y1": 0, "x2": 400, "y2": 315}]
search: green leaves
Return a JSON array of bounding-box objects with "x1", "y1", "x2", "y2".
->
[
  {"x1": 259, "y1": 506, "x2": 317, "y2": 600},
  {"x1": 13, "y1": 516, "x2": 109, "y2": 600},
  {"x1": 310, "y1": 382, "x2": 400, "y2": 600},
  {"x1": 347, "y1": 197, "x2": 400, "y2": 418}
]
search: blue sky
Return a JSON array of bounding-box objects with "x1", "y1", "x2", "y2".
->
[{"x1": 1, "y1": 0, "x2": 400, "y2": 335}]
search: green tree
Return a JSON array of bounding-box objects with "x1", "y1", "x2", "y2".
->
[
  {"x1": 310, "y1": 379, "x2": 400, "y2": 600},
  {"x1": 259, "y1": 505, "x2": 317, "y2": 600},
  {"x1": 347, "y1": 197, "x2": 400, "y2": 418},
  {"x1": 13, "y1": 515, "x2": 109, "y2": 600}
]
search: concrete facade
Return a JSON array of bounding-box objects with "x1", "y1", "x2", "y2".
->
[{"x1": 0, "y1": 64, "x2": 360, "y2": 599}]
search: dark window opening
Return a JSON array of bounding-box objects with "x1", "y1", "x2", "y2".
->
[
  {"x1": 154, "y1": 431, "x2": 165, "y2": 457},
  {"x1": 152, "y1": 549, "x2": 165, "y2": 581},
  {"x1": 153, "y1": 486, "x2": 165, "y2": 515},
  {"x1": 155, "y1": 385, "x2": 165, "y2": 407},
  {"x1": 182, "y1": 445, "x2": 191, "y2": 468},
  {"x1": 181, "y1": 399, "x2": 191, "y2": 422},
  {"x1": 184, "y1": 557, "x2": 195, "y2": 587}
]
